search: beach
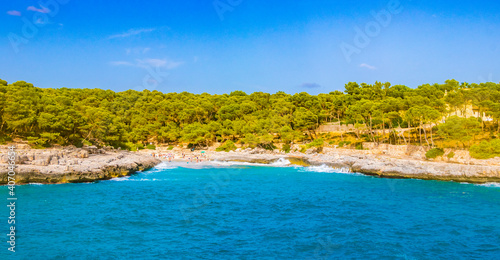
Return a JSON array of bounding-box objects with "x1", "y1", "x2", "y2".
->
[{"x1": 143, "y1": 144, "x2": 500, "y2": 184}]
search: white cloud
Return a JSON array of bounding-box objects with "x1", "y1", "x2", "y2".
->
[
  {"x1": 108, "y1": 28, "x2": 156, "y2": 39},
  {"x1": 109, "y1": 58, "x2": 183, "y2": 69},
  {"x1": 125, "y1": 47, "x2": 151, "y2": 55},
  {"x1": 136, "y1": 58, "x2": 167, "y2": 68},
  {"x1": 27, "y1": 5, "x2": 50, "y2": 13},
  {"x1": 109, "y1": 61, "x2": 134, "y2": 66},
  {"x1": 7, "y1": 10, "x2": 21, "y2": 16},
  {"x1": 360, "y1": 63, "x2": 377, "y2": 70},
  {"x1": 137, "y1": 58, "x2": 183, "y2": 69}
]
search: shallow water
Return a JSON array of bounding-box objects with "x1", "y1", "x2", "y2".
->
[{"x1": 1, "y1": 162, "x2": 500, "y2": 259}]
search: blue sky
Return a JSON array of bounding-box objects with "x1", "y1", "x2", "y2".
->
[{"x1": 1, "y1": 0, "x2": 500, "y2": 94}]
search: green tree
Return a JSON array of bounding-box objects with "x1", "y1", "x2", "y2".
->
[{"x1": 437, "y1": 116, "x2": 481, "y2": 148}]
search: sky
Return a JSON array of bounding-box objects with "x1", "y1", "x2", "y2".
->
[{"x1": 1, "y1": 0, "x2": 500, "y2": 94}]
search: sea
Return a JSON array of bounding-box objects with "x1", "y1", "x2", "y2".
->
[{"x1": 1, "y1": 160, "x2": 499, "y2": 259}]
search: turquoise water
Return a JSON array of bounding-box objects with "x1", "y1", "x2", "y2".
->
[{"x1": 1, "y1": 162, "x2": 500, "y2": 259}]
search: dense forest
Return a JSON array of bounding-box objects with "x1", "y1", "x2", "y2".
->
[{"x1": 1, "y1": 79, "x2": 500, "y2": 158}]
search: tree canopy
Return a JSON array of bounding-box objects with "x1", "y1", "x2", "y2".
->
[{"x1": 1, "y1": 79, "x2": 499, "y2": 152}]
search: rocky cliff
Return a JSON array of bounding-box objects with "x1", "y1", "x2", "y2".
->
[{"x1": 0, "y1": 145, "x2": 161, "y2": 184}]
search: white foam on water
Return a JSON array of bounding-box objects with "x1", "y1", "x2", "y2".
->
[
  {"x1": 299, "y1": 164, "x2": 336, "y2": 173},
  {"x1": 110, "y1": 176, "x2": 131, "y2": 181},
  {"x1": 474, "y1": 182, "x2": 500, "y2": 188},
  {"x1": 28, "y1": 183, "x2": 44, "y2": 186},
  {"x1": 134, "y1": 178, "x2": 161, "y2": 182},
  {"x1": 270, "y1": 158, "x2": 291, "y2": 167},
  {"x1": 152, "y1": 161, "x2": 180, "y2": 170},
  {"x1": 298, "y1": 164, "x2": 357, "y2": 175},
  {"x1": 110, "y1": 176, "x2": 164, "y2": 182}
]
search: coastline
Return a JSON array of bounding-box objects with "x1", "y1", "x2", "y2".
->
[
  {"x1": 1, "y1": 144, "x2": 500, "y2": 184},
  {"x1": 0, "y1": 145, "x2": 160, "y2": 185},
  {"x1": 209, "y1": 152, "x2": 500, "y2": 184}
]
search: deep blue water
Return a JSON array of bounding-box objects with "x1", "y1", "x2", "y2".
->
[{"x1": 1, "y1": 162, "x2": 500, "y2": 259}]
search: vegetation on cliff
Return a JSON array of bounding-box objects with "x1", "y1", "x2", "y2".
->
[{"x1": 1, "y1": 79, "x2": 499, "y2": 158}]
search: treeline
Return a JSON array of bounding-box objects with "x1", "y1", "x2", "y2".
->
[{"x1": 1, "y1": 79, "x2": 500, "y2": 155}]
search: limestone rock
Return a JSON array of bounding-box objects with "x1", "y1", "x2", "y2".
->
[{"x1": 0, "y1": 146, "x2": 161, "y2": 184}]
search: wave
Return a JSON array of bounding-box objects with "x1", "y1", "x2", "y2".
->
[
  {"x1": 270, "y1": 158, "x2": 292, "y2": 166},
  {"x1": 155, "y1": 158, "x2": 359, "y2": 176},
  {"x1": 110, "y1": 176, "x2": 131, "y2": 181},
  {"x1": 474, "y1": 182, "x2": 500, "y2": 188},
  {"x1": 130, "y1": 178, "x2": 162, "y2": 182},
  {"x1": 297, "y1": 164, "x2": 355, "y2": 175},
  {"x1": 147, "y1": 158, "x2": 360, "y2": 177},
  {"x1": 110, "y1": 176, "x2": 164, "y2": 182},
  {"x1": 151, "y1": 161, "x2": 180, "y2": 170}
]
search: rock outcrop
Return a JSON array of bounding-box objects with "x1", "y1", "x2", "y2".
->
[
  {"x1": 0, "y1": 145, "x2": 161, "y2": 184},
  {"x1": 210, "y1": 147, "x2": 500, "y2": 183}
]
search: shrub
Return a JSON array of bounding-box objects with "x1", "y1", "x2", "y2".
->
[
  {"x1": 425, "y1": 148, "x2": 445, "y2": 159},
  {"x1": 282, "y1": 143, "x2": 291, "y2": 153},
  {"x1": 355, "y1": 142, "x2": 363, "y2": 150},
  {"x1": 261, "y1": 143, "x2": 277, "y2": 151},
  {"x1": 27, "y1": 133, "x2": 61, "y2": 148},
  {"x1": 125, "y1": 142, "x2": 145, "y2": 151},
  {"x1": 306, "y1": 138, "x2": 324, "y2": 149},
  {"x1": 304, "y1": 138, "x2": 324, "y2": 153},
  {"x1": 241, "y1": 133, "x2": 259, "y2": 148},
  {"x1": 338, "y1": 141, "x2": 351, "y2": 148},
  {"x1": 0, "y1": 135, "x2": 12, "y2": 144},
  {"x1": 167, "y1": 146, "x2": 174, "y2": 150},
  {"x1": 469, "y1": 139, "x2": 500, "y2": 159},
  {"x1": 146, "y1": 144, "x2": 156, "y2": 150},
  {"x1": 28, "y1": 137, "x2": 48, "y2": 149},
  {"x1": 216, "y1": 140, "x2": 237, "y2": 152},
  {"x1": 447, "y1": 151, "x2": 455, "y2": 159}
]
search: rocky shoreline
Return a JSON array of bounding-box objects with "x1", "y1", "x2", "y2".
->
[
  {"x1": 209, "y1": 147, "x2": 500, "y2": 184},
  {"x1": 1, "y1": 144, "x2": 500, "y2": 184},
  {"x1": 215, "y1": 153, "x2": 500, "y2": 183},
  {"x1": 0, "y1": 145, "x2": 160, "y2": 184}
]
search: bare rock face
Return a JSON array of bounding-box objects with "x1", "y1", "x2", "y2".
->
[
  {"x1": 0, "y1": 145, "x2": 161, "y2": 184},
  {"x1": 249, "y1": 148, "x2": 266, "y2": 154},
  {"x1": 305, "y1": 147, "x2": 319, "y2": 154}
]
